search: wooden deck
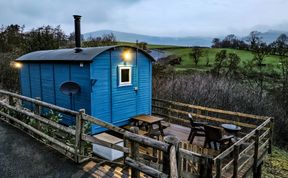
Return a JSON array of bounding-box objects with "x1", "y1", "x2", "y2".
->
[
  {"x1": 82, "y1": 124, "x2": 218, "y2": 178},
  {"x1": 0, "y1": 90, "x2": 273, "y2": 178},
  {"x1": 164, "y1": 123, "x2": 205, "y2": 146}
]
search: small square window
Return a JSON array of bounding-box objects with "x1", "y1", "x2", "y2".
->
[{"x1": 119, "y1": 66, "x2": 132, "y2": 86}]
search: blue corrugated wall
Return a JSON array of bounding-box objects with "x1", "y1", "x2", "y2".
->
[
  {"x1": 20, "y1": 62, "x2": 91, "y2": 125},
  {"x1": 91, "y1": 47, "x2": 152, "y2": 133}
]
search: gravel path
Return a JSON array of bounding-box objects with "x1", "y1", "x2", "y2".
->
[{"x1": 0, "y1": 120, "x2": 91, "y2": 178}]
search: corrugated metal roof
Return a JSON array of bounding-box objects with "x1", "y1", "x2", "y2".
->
[{"x1": 16, "y1": 45, "x2": 155, "y2": 62}]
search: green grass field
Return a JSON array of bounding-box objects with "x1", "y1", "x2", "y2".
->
[
  {"x1": 164, "y1": 48, "x2": 281, "y2": 74},
  {"x1": 116, "y1": 41, "x2": 282, "y2": 75}
]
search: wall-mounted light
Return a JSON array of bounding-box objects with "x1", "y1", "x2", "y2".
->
[
  {"x1": 11, "y1": 62, "x2": 23, "y2": 69},
  {"x1": 121, "y1": 50, "x2": 132, "y2": 62}
]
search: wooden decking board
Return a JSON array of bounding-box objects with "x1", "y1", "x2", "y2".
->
[
  {"x1": 83, "y1": 123, "x2": 267, "y2": 178},
  {"x1": 82, "y1": 161, "x2": 150, "y2": 178}
]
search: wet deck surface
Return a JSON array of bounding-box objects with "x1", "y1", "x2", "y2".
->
[
  {"x1": 0, "y1": 119, "x2": 208, "y2": 178},
  {"x1": 0, "y1": 120, "x2": 91, "y2": 178},
  {"x1": 163, "y1": 123, "x2": 205, "y2": 146}
]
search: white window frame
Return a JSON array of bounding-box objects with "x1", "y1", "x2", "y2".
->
[{"x1": 118, "y1": 65, "x2": 132, "y2": 86}]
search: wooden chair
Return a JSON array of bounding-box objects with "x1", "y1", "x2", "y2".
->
[
  {"x1": 204, "y1": 125, "x2": 233, "y2": 151},
  {"x1": 187, "y1": 114, "x2": 207, "y2": 144}
]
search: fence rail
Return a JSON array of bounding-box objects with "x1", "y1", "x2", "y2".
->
[
  {"x1": 0, "y1": 90, "x2": 273, "y2": 178},
  {"x1": 0, "y1": 90, "x2": 182, "y2": 177},
  {"x1": 152, "y1": 98, "x2": 273, "y2": 178}
]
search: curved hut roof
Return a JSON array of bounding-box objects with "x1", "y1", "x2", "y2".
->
[{"x1": 16, "y1": 45, "x2": 155, "y2": 62}]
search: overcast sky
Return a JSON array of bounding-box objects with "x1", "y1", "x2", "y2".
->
[{"x1": 1, "y1": 0, "x2": 288, "y2": 37}]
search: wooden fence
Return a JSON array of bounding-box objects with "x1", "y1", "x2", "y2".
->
[
  {"x1": 152, "y1": 98, "x2": 273, "y2": 178},
  {"x1": 0, "y1": 90, "x2": 180, "y2": 178},
  {"x1": 0, "y1": 90, "x2": 273, "y2": 178}
]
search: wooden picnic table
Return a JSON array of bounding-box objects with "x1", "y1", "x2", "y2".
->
[{"x1": 132, "y1": 115, "x2": 165, "y2": 137}]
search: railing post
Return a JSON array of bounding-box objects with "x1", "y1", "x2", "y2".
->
[
  {"x1": 253, "y1": 129, "x2": 260, "y2": 178},
  {"x1": 130, "y1": 127, "x2": 140, "y2": 178},
  {"x1": 215, "y1": 158, "x2": 222, "y2": 178},
  {"x1": 200, "y1": 157, "x2": 213, "y2": 178},
  {"x1": 233, "y1": 144, "x2": 240, "y2": 178},
  {"x1": 8, "y1": 95, "x2": 14, "y2": 106},
  {"x1": 254, "y1": 161, "x2": 263, "y2": 178},
  {"x1": 7, "y1": 95, "x2": 15, "y2": 123},
  {"x1": 74, "y1": 109, "x2": 84, "y2": 163},
  {"x1": 33, "y1": 97, "x2": 41, "y2": 114},
  {"x1": 268, "y1": 118, "x2": 273, "y2": 154},
  {"x1": 197, "y1": 109, "x2": 201, "y2": 120},
  {"x1": 34, "y1": 97, "x2": 42, "y2": 130},
  {"x1": 168, "y1": 102, "x2": 172, "y2": 122},
  {"x1": 164, "y1": 135, "x2": 180, "y2": 178}
]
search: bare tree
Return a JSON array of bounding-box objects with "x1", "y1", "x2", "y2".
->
[
  {"x1": 247, "y1": 31, "x2": 270, "y2": 100},
  {"x1": 212, "y1": 50, "x2": 227, "y2": 76},
  {"x1": 189, "y1": 47, "x2": 202, "y2": 66}
]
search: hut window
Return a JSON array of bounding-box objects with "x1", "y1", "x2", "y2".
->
[{"x1": 119, "y1": 66, "x2": 132, "y2": 86}]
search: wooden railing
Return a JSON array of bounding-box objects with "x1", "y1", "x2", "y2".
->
[
  {"x1": 0, "y1": 90, "x2": 178, "y2": 177},
  {"x1": 0, "y1": 90, "x2": 273, "y2": 178},
  {"x1": 152, "y1": 98, "x2": 273, "y2": 178}
]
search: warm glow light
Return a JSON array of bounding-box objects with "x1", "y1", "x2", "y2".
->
[
  {"x1": 122, "y1": 50, "x2": 132, "y2": 62},
  {"x1": 13, "y1": 62, "x2": 23, "y2": 69}
]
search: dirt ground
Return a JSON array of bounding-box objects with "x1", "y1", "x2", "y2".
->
[{"x1": 0, "y1": 120, "x2": 92, "y2": 178}]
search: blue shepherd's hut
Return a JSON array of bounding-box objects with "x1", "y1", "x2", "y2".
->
[{"x1": 16, "y1": 15, "x2": 154, "y2": 133}]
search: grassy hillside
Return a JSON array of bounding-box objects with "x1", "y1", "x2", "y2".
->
[
  {"x1": 164, "y1": 48, "x2": 281, "y2": 73},
  {"x1": 116, "y1": 41, "x2": 282, "y2": 75}
]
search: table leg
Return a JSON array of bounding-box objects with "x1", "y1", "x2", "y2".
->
[
  {"x1": 147, "y1": 123, "x2": 153, "y2": 136},
  {"x1": 158, "y1": 122, "x2": 164, "y2": 137}
]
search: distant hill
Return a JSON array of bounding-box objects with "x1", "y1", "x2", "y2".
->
[
  {"x1": 242, "y1": 30, "x2": 288, "y2": 43},
  {"x1": 83, "y1": 29, "x2": 288, "y2": 47},
  {"x1": 83, "y1": 30, "x2": 213, "y2": 47}
]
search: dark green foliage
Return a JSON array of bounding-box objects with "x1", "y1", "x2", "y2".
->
[
  {"x1": 82, "y1": 33, "x2": 117, "y2": 47},
  {"x1": 189, "y1": 47, "x2": 202, "y2": 66},
  {"x1": 212, "y1": 50, "x2": 240, "y2": 77},
  {"x1": 23, "y1": 25, "x2": 67, "y2": 53},
  {"x1": 213, "y1": 49, "x2": 227, "y2": 75},
  {"x1": 0, "y1": 52, "x2": 20, "y2": 91},
  {"x1": 211, "y1": 34, "x2": 249, "y2": 50},
  {"x1": 0, "y1": 24, "x2": 67, "y2": 92},
  {"x1": 0, "y1": 24, "x2": 25, "y2": 53}
]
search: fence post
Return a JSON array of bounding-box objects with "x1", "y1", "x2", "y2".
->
[
  {"x1": 33, "y1": 97, "x2": 41, "y2": 114},
  {"x1": 200, "y1": 157, "x2": 213, "y2": 178},
  {"x1": 253, "y1": 129, "x2": 260, "y2": 178},
  {"x1": 268, "y1": 118, "x2": 273, "y2": 154},
  {"x1": 254, "y1": 161, "x2": 263, "y2": 178},
  {"x1": 74, "y1": 109, "x2": 84, "y2": 163},
  {"x1": 233, "y1": 144, "x2": 240, "y2": 178},
  {"x1": 168, "y1": 102, "x2": 172, "y2": 122},
  {"x1": 215, "y1": 158, "x2": 222, "y2": 178},
  {"x1": 34, "y1": 97, "x2": 42, "y2": 130},
  {"x1": 197, "y1": 109, "x2": 201, "y2": 120},
  {"x1": 7, "y1": 95, "x2": 14, "y2": 123},
  {"x1": 130, "y1": 127, "x2": 140, "y2": 178},
  {"x1": 8, "y1": 95, "x2": 14, "y2": 106},
  {"x1": 164, "y1": 135, "x2": 180, "y2": 178}
]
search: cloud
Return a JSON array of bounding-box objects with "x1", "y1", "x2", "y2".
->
[
  {"x1": 0, "y1": 0, "x2": 287, "y2": 37},
  {"x1": 0, "y1": 0, "x2": 141, "y2": 32}
]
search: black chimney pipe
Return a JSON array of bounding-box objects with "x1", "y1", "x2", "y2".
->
[{"x1": 73, "y1": 15, "x2": 81, "y2": 50}]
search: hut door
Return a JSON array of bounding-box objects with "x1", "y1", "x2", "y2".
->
[{"x1": 111, "y1": 65, "x2": 137, "y2": 124}]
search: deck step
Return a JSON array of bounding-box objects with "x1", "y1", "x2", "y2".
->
[{"x1": 82, "y1": 161, "x2": 150, "y2": 178}]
